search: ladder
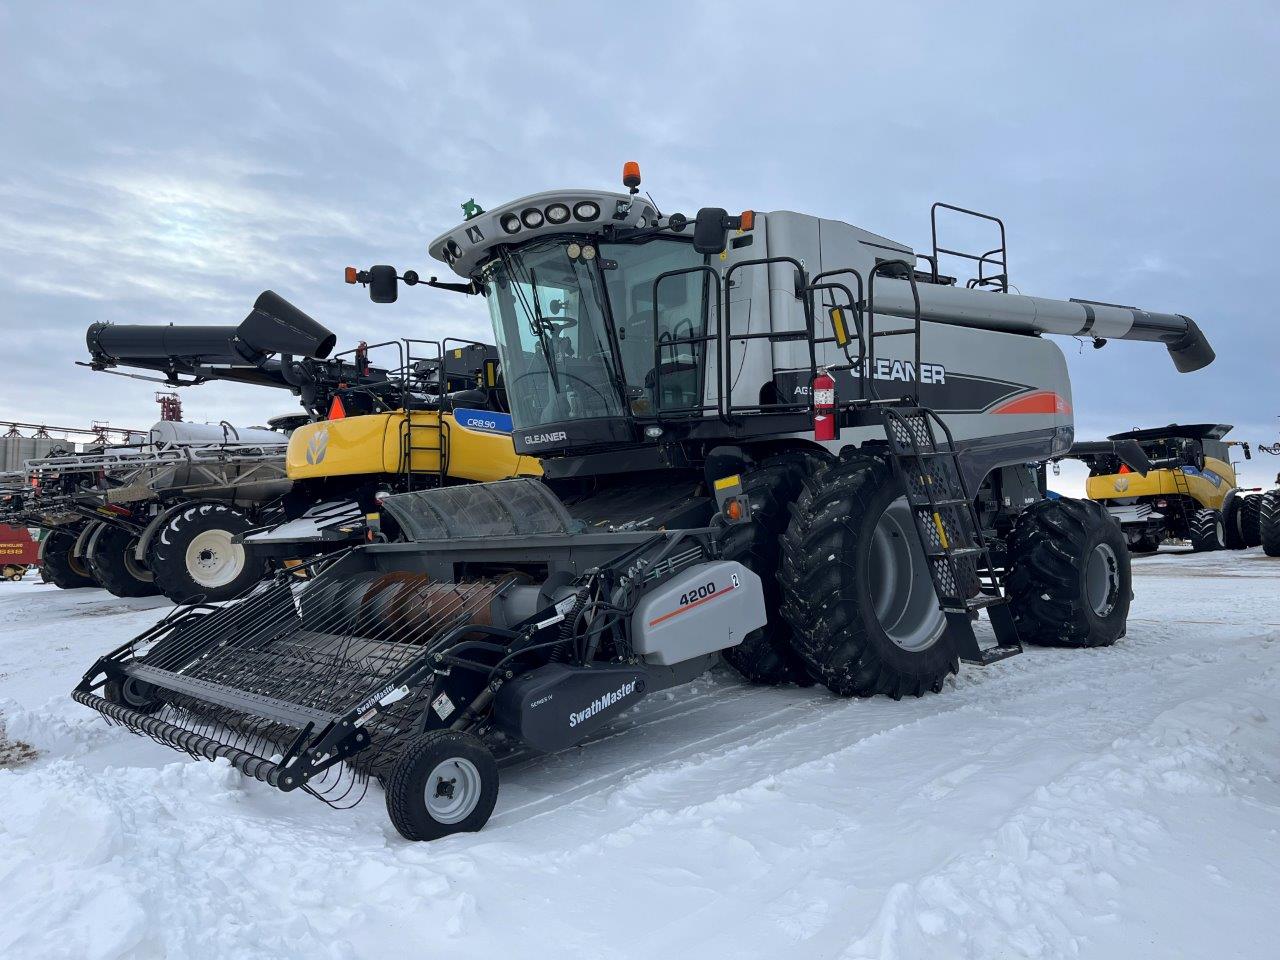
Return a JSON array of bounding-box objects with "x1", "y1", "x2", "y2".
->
[
  {"x1": 880, "y1": 405, "x2": 1022, "y2": 666},
  {"x1": 399, "y1": 341, "x2": 450, "y2": 493},
  {"x1": 399, "y1": 415, "x2": 448, "y2": 492},
  {"x1": 1170, "y1": 466, "x2": 1194, "y2": 537}
]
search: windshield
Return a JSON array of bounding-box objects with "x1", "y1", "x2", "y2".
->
[{"x1": 480, "y1": 237, "x2": 709, "y2": 430}]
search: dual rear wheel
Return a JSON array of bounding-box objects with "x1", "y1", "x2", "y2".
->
[{"x1": 723, "y1": 453, "x2": 1131, "y2": 698}]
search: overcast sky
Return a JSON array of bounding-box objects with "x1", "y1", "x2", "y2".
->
[{"x1": 2, "y1": 1, "x2": 1277, "y2": 490}]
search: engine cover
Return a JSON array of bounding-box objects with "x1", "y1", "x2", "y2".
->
[
  {"x1": 630, "y1": 560, "x2": 766, "y2": 666},
  {"x1": 493, "y1": 663, "x2": 648, "y2": 753}
]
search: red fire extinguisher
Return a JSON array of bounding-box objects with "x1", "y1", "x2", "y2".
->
[{"x1": 813, "y1": 368, "x2": 838, "y2": 442}]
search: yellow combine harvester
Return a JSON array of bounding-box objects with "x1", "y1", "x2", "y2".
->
[
  {"x1": 1074, "y1": 423, "x2": 1252, "y2": 553},
  {"x1": 86, "y1": 294, "x2": 540, "y2": 599},
  {"x1": 285, "y1": 408, "x2": 538, "y2": 487}
]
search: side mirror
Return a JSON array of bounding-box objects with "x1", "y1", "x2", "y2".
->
[
  {"x1": 693, "y1": 207, "x2": 729, "y2": 255},
  {"x1": 368, "y1": 264, "x2": 399, "y2": 304}
]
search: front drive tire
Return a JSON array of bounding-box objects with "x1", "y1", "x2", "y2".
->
[
  {"x1": 719, "y1": 452, "x2": 826, "y2": 686},
  {"x1": 779, "y1": 455, "x2": 956, "y2": 699},
  {"x1": 87, "y1": 525, "x2": 158, "y2": 598},
  {"x1": 1261, "y1": 492, "x2": 1280, "y2": 558},
  {"x1": 1241, "y1": 494, "x2": 1264, "y2": 548},
  {"x1": 1190, "y1": 508, "x2": 1226, "y2": 553},
  {"x1": 1224, "y1": 497, "x2": 1247, "y2": 550},
  {"x1": 147, "y1": 503, "x2": 266, "y2": 603},
  {"x1": 1006, "y1": 498, "x2": 1130, "y2": 647},
  {"x1": 384, "y1": 730, "x2": 499, "y2": 841},
  {"x1": 41, "y1": 528, "x2": 97, "y2": 589}
]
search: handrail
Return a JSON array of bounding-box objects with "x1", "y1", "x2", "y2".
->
[{"x1": 930, "y1": 201, "x2": 1008, "y2": 293}]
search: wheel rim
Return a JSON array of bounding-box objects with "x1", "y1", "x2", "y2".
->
[
  {"x1": 425, "y1": 757, "x2": 482, "y2": 824},
  {"x1": 1084, "y1": 542, "x2": 1120, "y2": 616},
  {"x1": 121, "y1": 677, "x2": 157, "y2": 708},
  {"x1": 870, "y1": 497, "x2": 946, "y2": 652},
  {"x1": 184, "y1": 529, "x2": 246, "y2": 589},
  {"x1": 124, "y1": 539, "x2": 154, "y2": 583},
  {"x1": 1215, "y1": 520, "x2": 1225, "y2": 545},
  {"x1": 68, "y1": 548, "x2": 90, "y2": 578}
]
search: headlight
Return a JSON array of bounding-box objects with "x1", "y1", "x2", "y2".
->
[
  {"x1": 500, "y1": 213, "x2": 521, "y2": 235},
  {"x1": 521, "y1": 208, "x2": 544, "y2": 229},
  {"x1": 566, "y1": 242, "x2": 582, "y2": 259},
  {"x1": 545, "y1": 202, "x2": 570, "y2": 225},
  {"x1": 445, "y1": 240, "x2": 463, "y2": 260},
  {"x1": 581, "y1": 245, "x2": 597, "y2": 261},
  {"x1": 573, "y1": 200, "x2": 600, "y2": 222}
]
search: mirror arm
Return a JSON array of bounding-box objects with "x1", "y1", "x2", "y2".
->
[{"x1": 420, "y1": 276, "x2": 479, "y2": 296}]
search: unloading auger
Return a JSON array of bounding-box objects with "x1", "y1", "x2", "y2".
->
[
  {"x1": 76, "y1": 165, "x2": 1216, "y2": 840},
  {"x1": 85, "y1": 291, "x2": 540, "y2": 600}
]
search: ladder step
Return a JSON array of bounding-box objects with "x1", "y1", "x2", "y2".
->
[
  {"x1": 940, "y1": 594, "x2": 1007, "y2": 612},
  {"x1": 929, "y1": 546, "x2": 985, "y2": 559},
  {"x1": 906, "y1": 496, "x2": 969, "y2": 509},
  {"x1": 961, "y1": 643, "x2": 1023, "y2": 666}
]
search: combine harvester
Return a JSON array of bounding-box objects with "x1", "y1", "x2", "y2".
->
[
  {"x1": 1254, "y1": 421, "x2": 1280, "y2": 556},
  {"x1": 1067, "y1": 424, "x2": 1254, "y2": 553},
  {"x1": 86, "y1": 294, "x2": 541, "y2": 598},
  {"x1": 75, "y1": 165, "x2": 1216, "y2": 840}
]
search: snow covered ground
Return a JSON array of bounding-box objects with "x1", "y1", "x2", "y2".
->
[{"x1": 2, "y1": 548, "x2": 1278, "y2": 960}]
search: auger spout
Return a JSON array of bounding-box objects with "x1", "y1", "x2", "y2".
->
[{"x1": 868, "y1": 280, "x2": 1215, "y2": 372}]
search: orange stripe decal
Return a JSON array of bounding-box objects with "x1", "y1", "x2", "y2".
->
[
  {"x1": 648, "y1": 583, "x2": 737, "y2": 627},
  {"x1": 989, "y1": 390, "x2": 1072, "y2": 415}
]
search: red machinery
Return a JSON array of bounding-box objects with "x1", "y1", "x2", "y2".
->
[{"x1": 0, "y1": 523, "x2": 40, "y2": 581}]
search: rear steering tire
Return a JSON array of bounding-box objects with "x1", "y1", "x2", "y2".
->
[
  {"x1": 1006, "y1": 498, "x2": 1130, "y2": 647},
  {"x1": 147, "y1": 503, "x2": 265, "y2": 603},
  {"x1": 719, "y1": 452, "x2": 826, "y2": 686},
  {"x1": 779, "y1": 455, "x2": 956, "y2": 699},
  {"x1": 87, "y1": 525, "x2": 158, "y2": 598},
  {"x1": 41, "y1": 528, "x2": 97, "y2": 589},
  {"x1": 384, "y1": 730, "x2": 499, "y2": 841},
  {"x1": 1190, "y1": 508, "x2": 1226, "y2": 552}
]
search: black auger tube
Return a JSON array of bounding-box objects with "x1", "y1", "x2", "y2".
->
[
  {"x1": 85, "y1": 290, "x2": 336, "y2": 367},
  {"x1": 85, "y1": 322, "x2": 253, "y2": 365},
  {"x1": 1065, "y1": 439, "x2": 1154, "y2": 475},
  {"x1": 73, "y1": 690, "x2": 287, "y2": 788}
]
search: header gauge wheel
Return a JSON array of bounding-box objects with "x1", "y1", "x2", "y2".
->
[{"x1": 384, "y1": 730, "x2": 499, "y2": 841}]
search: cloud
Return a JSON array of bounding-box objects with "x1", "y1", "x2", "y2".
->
[{"x1": 0, "y1": 0, "x2": 1275, "y2": 465}]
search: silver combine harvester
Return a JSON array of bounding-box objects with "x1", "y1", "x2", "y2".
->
[{"x1": 75, "y1": 166, "x2": 1214, "y2": 840}]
